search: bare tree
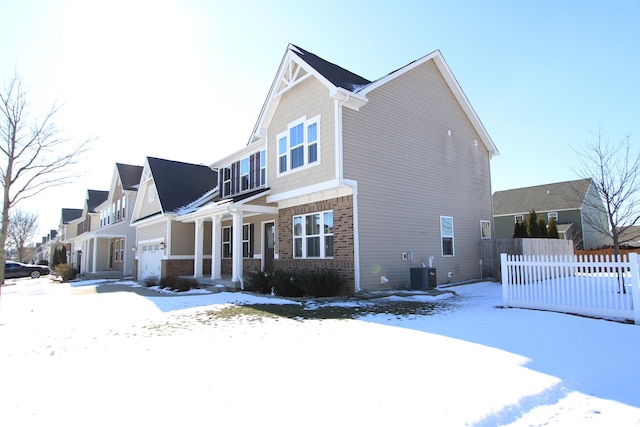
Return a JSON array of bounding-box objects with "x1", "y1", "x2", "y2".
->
[
  {"x1": 6, "y1": 209, "x2": 39, "y2": 262},
  {"x1": 0, "y1": 72, "x2": 93, "y2": 288},
  {"x1": 573, "y1": 129, "x2": 640, "y2": 258}
]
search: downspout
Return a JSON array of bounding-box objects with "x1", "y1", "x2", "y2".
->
[{"x1": 336, "y1": 94, "x2": 361, "y2": 292}]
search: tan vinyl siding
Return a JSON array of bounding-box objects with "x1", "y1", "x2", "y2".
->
[
  {"x1": 267, "y1": 77, "x2": 335, "y2": 193},
  {"x1": 171, "y1": 221, "x2": 195, "y2": 255},
  {"x1": 343, "y1": 59, "x2": 493, "y2": 289},
  {"x1": 139, "y1": 182, "x2": 162, "y2": 219},
  {"x1": 138, "y1": 221, "x2": 167, "y2": 242}
]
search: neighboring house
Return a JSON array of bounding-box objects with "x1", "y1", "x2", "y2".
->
[
  {"x1": 56, "y1": 208, "x2": 84, "y2": 265},
  {"x1": 618, "y1": 226, "x2": 640, "y2": 248},
  {"x1": 68, "y1": 189, "x2": 109, "y2": 274},
  {"x1": 88, "y1": 163, "x2": 144, "y2": 276},
  {"x1": 130, "y1": 157, "x2": 218, "y2": 281},
  {"x1": 165, "y1": 44, "x2": 498, "y2": 292},
  {"x1": 493, "y1": 178, "x2": 612, "y2": 249}
]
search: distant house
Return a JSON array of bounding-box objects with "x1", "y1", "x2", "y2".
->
[
  {"x1": 56, "y1": 208, "x2": 84, "y2": 264},
  {"x1": 618, "y1": 226, "x2": 640, "y2": 248},
  {"x1": 63, "y1": 163, "x2": 143, "y2": 277},
  {"x1": 493, "y1": 178, "x2": 612, "y2": 249},
  {"x1": 157, "y1": 44, "x2": 498, "y2": 291},
  {"x1": 67, "y1": 189, "x2": 108, "y2": 273}
]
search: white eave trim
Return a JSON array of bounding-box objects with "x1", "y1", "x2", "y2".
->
[
  {"x1": 177, "y1": 190, "x2": 276, "y2": 222},
  {"x1": 331, "y1": 87, "x2": 368, "y2": 111},
  {"x1": 267, "y1": 179, "x2": 353, "y2": 206},
  {"x1": 359, "y1": 50, "x2": 498, "y2": 158}
]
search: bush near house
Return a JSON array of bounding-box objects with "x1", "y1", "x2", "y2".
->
[
  {"x1": 53, "y1": 263, "x2": 78, "y2": 282},
  {"x1": 143, "y1": 275, "x2": 159, "y2": 287},
  {"x1": 246, "y1": 269, "x2": 343, "y2": 298}
]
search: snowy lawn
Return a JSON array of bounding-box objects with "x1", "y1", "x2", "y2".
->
[{"x1": 0, "y1": 278, "x2": 639, "y2": 426}]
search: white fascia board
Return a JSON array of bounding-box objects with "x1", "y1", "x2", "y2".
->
[
  {"x1": 267, "y1": 179, "x2": 353, "y2": 206},
  {"x1": 250, "y1": 45, "x2": 343, "y2": 145},
  {"x1": 360, "y1": 50, "x2": 499, "y2": 158},
  {"x1": 209, "y1": 140, "x2": 267, "y2": 169},
  {"x1": 330, "y1": 87, "x2": 368, "y2": 111}
]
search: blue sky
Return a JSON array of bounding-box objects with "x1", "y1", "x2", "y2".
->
[{"x1": 1, "y1": 0, "x2": 638, "y2": 238}]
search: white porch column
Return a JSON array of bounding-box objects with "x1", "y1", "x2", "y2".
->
[
  {"x1": 91, "y1": 237, "x2": 98, "y2": 273},
  {"x1": 194, "y1": 218, "x2": 204, "y2": 277},
  {"x1": 211, "y1": 215, "x2": 222, "y2": 280},
  {"x1": 231, "y1": 209, "x2": 244, "y2": 289}
]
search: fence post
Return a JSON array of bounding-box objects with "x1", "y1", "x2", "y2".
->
[
  {"x1": 629, "y1": 252, "x2": 640, "y2": 325},
  {"x1": 501, "y1": 253, "x2": 509, "y2": 307}
]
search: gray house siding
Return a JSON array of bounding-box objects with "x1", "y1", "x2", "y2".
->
[{"x1": 343, "y1": 59, "x2": 493, "y2": 289}]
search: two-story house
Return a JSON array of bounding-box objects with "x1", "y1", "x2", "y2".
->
[
  {"x1": 134, "y1": 44, "x2": 498, "y2": 292},
  {"x1": 493, "y1": 178, "x2": 612, "y2": 249},
  {"x1": 88, "y1": 163, "x2": 144, "y2": 277}
]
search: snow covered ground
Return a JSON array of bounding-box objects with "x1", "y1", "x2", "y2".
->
[{"x1": 1, "y1": 277, "x2": 639, "y2": 426}]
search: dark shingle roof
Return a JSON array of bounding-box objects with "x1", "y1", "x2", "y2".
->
[
  {"x1": 86, "y1": 190, "x2": 109, "y2": 213},
  {"x1": 116, "y1": 163, "x2": 143, "y2": 191},
  {"x1": 291, "y1": 44, "x2": 371, "y2": 92},
  {"x1": 147, "y1": 157, "x2": 218, "y2": 213},
  {"x1": 61, "y1": 208, "x2": 83, "y2": 224},
  {"x1": 493, "y1": 179, "x2": 592, "y2": 216}
]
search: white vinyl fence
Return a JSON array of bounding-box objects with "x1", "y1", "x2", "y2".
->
[{"x1": 501, "y1": 252, "x2": 640, "y2": 324}]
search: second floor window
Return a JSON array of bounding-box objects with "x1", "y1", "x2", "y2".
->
[
  {"x1": 221, "y1": 150, "x2": 266, "y2": 197},
  {"x1": 278, "y1": 116, "x2": 320, "y2": 175}
]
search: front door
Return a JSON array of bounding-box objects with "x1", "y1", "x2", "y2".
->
[{"x1": 263, "y1": 222, "x2": 275, "y2": 272}]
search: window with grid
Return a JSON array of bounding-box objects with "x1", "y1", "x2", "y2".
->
[
  {"x1": 277, "y1": 116, "x2": 320, "y2": 175},
  {"x1": 293, "y1": 210, "x2": 333, "y2": 259}
]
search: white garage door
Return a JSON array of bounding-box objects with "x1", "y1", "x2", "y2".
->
[{"x1": 139, "y1": 243, "x2": 163, "y2": 280}]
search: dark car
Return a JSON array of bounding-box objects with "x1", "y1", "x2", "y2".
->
[{"x1": 4, "y1": 261, "x2": 51, "y2": 279}]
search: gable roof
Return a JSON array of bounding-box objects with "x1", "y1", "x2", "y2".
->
[
  {"x1": 116, "y1": 163, "x2": 143, "y2": 191},
  {"x1": 146, "y1": 157, "x2": 218, "y2": 213},
  {"x1": 493, "y1": 179, "x2": 592, "y2": 216},
  {"x1": 61, "y1": 208, "x2": 83, "y2": 224},
  {"x1": 290, "y1": 44, "x2": 372, "y2": 92},
  {"x1": 86, "y1": 190, "x2": 109, "y2": 213},
  {"x1": 248, "y1": 44, "x2": 498, "y2": 157}
]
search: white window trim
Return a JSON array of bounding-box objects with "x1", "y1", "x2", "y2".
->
[
  {"x1": 222, "y1": 226, "x2": 232, "y2": 259},
  {"x1": 276, "y1": 115, "x2": 321, "y2": 177},
  {"x1": 440, "y1": 216, "x2": 455, "y2": 257},
  {"x1": 293, "y1": 210, "x2": 333, "y2": 259},
  {"x1": 548, "y1": 212, "x2": 558, "y2": 221},
  {"x1": 515, "y1": 215, "x2": 524, "y2": 223},
  {"x1": 222, "y1": 224, "x2": 253, "y2": 259},
  {"x1": 480, "y1": 220, "x2": 491, "y2": 239}
]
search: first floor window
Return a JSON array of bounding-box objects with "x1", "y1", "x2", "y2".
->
[
  {"x1": 120, "y1": 239, "x2": 125, "y2": 261},
  {"x1": 115, "y1": 239, "x2": 120, "y2": 261},
  {"x1": 515, "y1": 215, "x2": 524, "y2": 223},
  {"x1": 222, "y1": 224, "x2": 253, "y2": 258},
  {"x1": 222, "y1": 227, "x2": 232, "y2": 258},
  {"x1": 481, "y1": 220, "x2": 491, "y2": 239},
  {"x1": 441, "y1": 216, "x2": 454, "y2": 256},
  {"x1": 293, "y1": 210, "x2": 333, "y2": 258},
  {"x1": 242, "y1": 224, "x2": 252, "y2": 258},
  {"x1": 548, "y1": 212, "x2": 558, "y2": 221}
]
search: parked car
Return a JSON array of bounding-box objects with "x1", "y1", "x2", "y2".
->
[{"x1": 4, "y1": 261, "x2": 51, "y2": 279}]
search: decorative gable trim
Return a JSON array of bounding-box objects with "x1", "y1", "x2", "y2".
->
[{"x1": 250, "y1": 44, "x2": 369, "y2": 145}]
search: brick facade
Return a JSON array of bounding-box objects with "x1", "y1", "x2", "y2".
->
[{"x1": 276, "y1": 195, "x2": 355, "y2": 293}]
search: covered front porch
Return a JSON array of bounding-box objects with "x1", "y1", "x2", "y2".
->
[{"x1": 177, "y1": 190, "x2": 278, "y2": 290}]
